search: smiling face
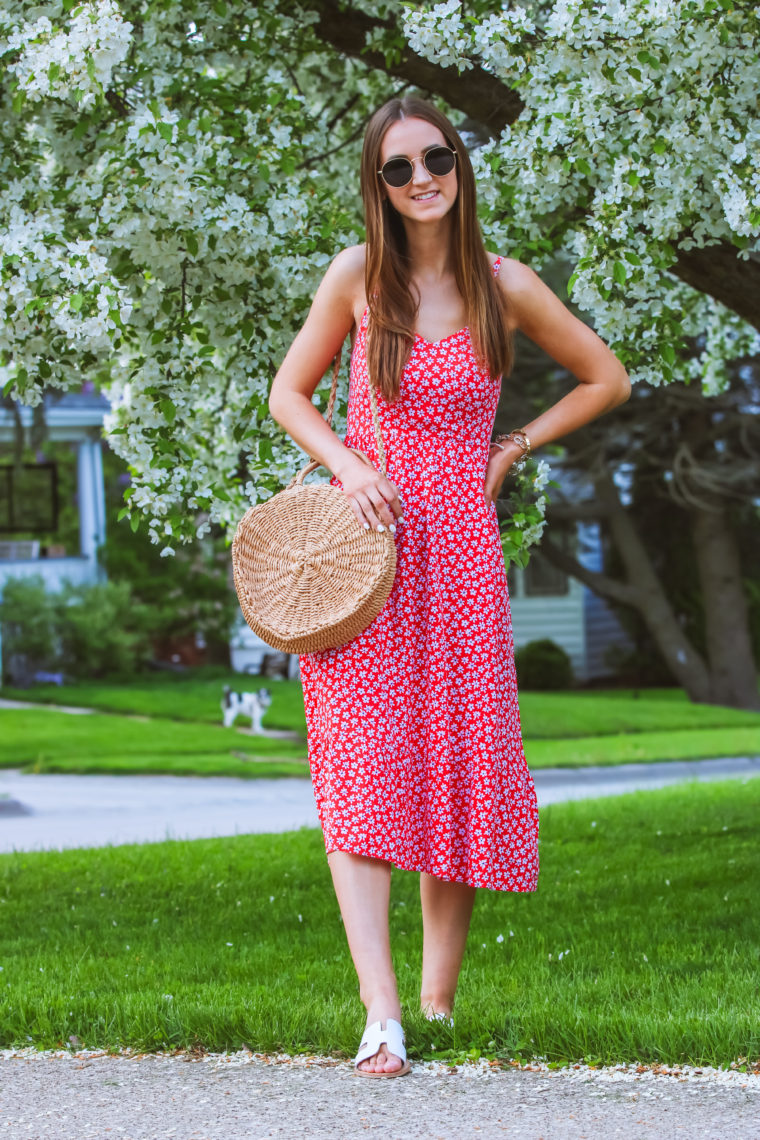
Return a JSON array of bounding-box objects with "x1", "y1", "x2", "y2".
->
[{"x1": 378, "y1": 116, "x2": 459, "y2": 225}]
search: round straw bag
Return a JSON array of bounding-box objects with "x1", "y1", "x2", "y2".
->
[{"x1": 231, "y1": 346, "x2": 397, "y2": 654}]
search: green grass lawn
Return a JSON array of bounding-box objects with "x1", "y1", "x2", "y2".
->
[
  {"x1": 1, "y1": 779, "x2": 758, "y2": 1065},
  {"x1": 2, "y1": 673, "x2": 758, "y2": 777},
  {"x1": 1, "y1": 670, "x2": 303, "y2": 728},
  {"x1": 0, "y1": 709, "x2": 309, "y2": 778}
]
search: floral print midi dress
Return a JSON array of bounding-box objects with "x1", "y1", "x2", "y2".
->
[{"x1": 298, "y1": 257, "x2": 539, "y2": 892}]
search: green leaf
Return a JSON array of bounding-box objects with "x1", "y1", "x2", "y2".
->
[
  {"x1": 12, "y1": 89, "x2": 26, "y2": 114},
  {"x1": 186, "y1": 232, "x2": 199, "y2": 257},
  {"x1": 130, "y1": 515, "x2": 140, "y2": 533},
  {"x1": 214, "y1": 486, "x2": 231, "y2": 501},
  {"x1": 70, "y1": 293, "x2": 85, "y2": 312},
  {"x1": 575, "y1": 157, "x2": 592, "y2": 176},
  {"x1": 653, "y1": 138, "x2": 667, "y2": 155},
  {"x1": 160, "y1": 399, "x2": 176, "y2": 423},
  {"x1": 661, "y1": 343, "x2": 676, "y2": 365},
  {"x1": 157, "y1": 122, "x2": 173, "y2": 144},
  {"x1": 613, "y1": 261, "x2": 627, "y2": 285},
  {"x1": 117, "y1": 507, "x2": 130, "y2": 522},
  {"x1": 624, "y1": 251, "x2": 642, "y2": 265}
]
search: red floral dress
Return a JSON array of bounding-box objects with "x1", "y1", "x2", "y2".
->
[{"x1": 298, "y1": 257, "x2": 539, "y2": 892}]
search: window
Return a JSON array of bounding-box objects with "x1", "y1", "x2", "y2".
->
[{"x1": 0, "y1": 464, "x2": 59, "y2": 533}]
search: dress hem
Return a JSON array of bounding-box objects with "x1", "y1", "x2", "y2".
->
[{"x1": 323, "y1": 838, "x2": 538, "y2": 894}]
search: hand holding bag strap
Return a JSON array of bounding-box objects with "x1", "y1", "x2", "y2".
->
[{"x1": 288, "y1": 339, "x2": 387, "y2": 485}]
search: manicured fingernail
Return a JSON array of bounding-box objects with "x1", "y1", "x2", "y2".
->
[
  {"x1": 363, "y1": 521, "x2": 370, "y2": 529},
  {"x1": 389, "y1": 524, "x2": 396, "y2": 534},
  {"x1": 377, "y1": 524, "x2": 386, "y2": 532}
]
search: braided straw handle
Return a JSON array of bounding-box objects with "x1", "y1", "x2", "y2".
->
[{"x1": 288, "y1": 340, "x2": 387, "y2": 487}]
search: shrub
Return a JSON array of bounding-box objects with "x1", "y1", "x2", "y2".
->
[
  {"x1": 0, "y1": 576, "x2": 59, "y2": 682},
  {"x1": 0, "y1": 576, "x2": 152, "y2": 683},
  {"x1": 57, "y1": 580, "x2": 151, "y2": 678},
  {"x1": 514, "y1": 638, "x2": 575, "y2": 690}
]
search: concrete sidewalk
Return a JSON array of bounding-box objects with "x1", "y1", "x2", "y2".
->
[
  {"x1": 1, "y1": 756, "x2": 758, "y2": 854},
  {"x1": 1, "y1": 1049, "x2": 758, "y2": 1140}
]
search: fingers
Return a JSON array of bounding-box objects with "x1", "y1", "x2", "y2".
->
[
  {"x1": 337, "y1": 457, "x2": 404, "y2": 532},
  {"x1": 356, "y1": 487, "x2": 401, "y2": 532}
]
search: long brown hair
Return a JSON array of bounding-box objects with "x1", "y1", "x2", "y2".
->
[{"x1": 359, "y1": 95, "x2": 513, "y2": 402}]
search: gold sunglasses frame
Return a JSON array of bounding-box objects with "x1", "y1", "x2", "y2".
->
[{"x1": 377, "y1": 145, "x2": 458, "y2": 188}]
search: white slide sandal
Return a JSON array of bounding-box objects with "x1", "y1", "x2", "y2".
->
[{"x1": 354, "y1": 1017, "x2": 412, "y2": 1078}]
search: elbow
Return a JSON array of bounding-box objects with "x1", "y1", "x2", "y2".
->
[
  {"x1": 268, "y1": 389, "x2": 285, "y2": 425},
  {"x1": 613, "y1": 366, "x2": 632, "y2": 408}
]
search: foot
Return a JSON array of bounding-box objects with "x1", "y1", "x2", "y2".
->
[
  {"x1": 421, "y1": 999, "x2": 453, "y2": 1024},
  {"x1": 357, "y1": 999, "x2": 405, "y2": 1074}
]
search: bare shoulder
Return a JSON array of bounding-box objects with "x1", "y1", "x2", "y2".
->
[
  {"x1": 492, "y1": 255, "x2": 541, "y2": 296},
  {"x1": 491, "y1": 255, "x2": 554, "y2": 331},
  {"x1": 326, "y1": 243, "x2": 366, "y2": 292},
  {"x1": 321, "y1": 243, "x2": 367, "y2": 328}
]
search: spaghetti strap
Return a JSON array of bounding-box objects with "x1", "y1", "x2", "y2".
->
[{"x1": 492, "y1": 255, "x2": 503, "y2": 277}]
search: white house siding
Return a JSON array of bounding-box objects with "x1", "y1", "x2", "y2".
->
[
  {"x1": 0, "y1": 557, "x2": 97, "y2": 594},
  {"x1": 508, "y1": 572, "x2": 588, "y2": 681}
]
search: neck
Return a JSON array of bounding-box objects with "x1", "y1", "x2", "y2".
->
[{"x1": 400, "y1": 213, "x2": 456, "y2": 283}]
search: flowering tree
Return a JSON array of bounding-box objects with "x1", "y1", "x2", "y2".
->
[{"x1": 2, "y1": 2, "x2": 759, "y2": 704}]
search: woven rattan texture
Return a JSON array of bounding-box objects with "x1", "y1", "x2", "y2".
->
[{"x1": 232, "y1": 480, "x2": 396, "y2": 653}]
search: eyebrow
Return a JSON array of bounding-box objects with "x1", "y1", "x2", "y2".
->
[{"x1": 383, "y1": 144, "x2": 444, "y2": 161}]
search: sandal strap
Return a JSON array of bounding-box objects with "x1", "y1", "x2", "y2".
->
[{"x1": 354, "y1": 1018, "x2": 407, "y2": 1067}]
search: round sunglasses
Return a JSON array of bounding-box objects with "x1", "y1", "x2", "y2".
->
[{"x1": 377, "y1": 145, "x2": 457, "y2": 189}]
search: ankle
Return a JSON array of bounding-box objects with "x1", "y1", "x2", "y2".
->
[
  {"x1": 362, "y1": 989, "x2": 402, "y2": 1024},
  {"x1": 420, "y1": 994, "x2": 454, "y2": 1017}
]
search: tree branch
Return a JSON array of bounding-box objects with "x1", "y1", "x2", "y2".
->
[
  {"x1": 302, "y1": 0, "x2": 523, "y2": 134},
  {"x1": 538, "y1": 533, "x2": 641, "y2": 608},
  {"x1": 669, "y1": 244, "x2": 760, "y2": 333}
]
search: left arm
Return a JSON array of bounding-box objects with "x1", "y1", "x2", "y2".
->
[{"x1": 485, "y1": 259, "x2": 631, "y2": 503}]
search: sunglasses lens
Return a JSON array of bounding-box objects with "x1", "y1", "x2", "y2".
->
[
  {"x1": 382, "y1": 158, "x2": 413, "y2": 187},
  {"x1": 424, "y1": 146, "x2": 456, "y2": 176}
]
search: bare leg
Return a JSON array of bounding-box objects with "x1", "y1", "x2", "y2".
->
[
  {"x1": 419, "y1": 872, "x2": 476, "y2": 1017},
  {"x1": 327, "y1": 850, "x2": 404, "y2": 1073}
]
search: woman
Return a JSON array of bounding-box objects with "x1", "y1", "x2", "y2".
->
[{"x1": 268, "y1": 95, "x2": 630, "y2": 1078}]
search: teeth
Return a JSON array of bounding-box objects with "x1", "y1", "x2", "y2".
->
[{"x1": 413, "y1": 192, "x2": 438, "y2": 200}]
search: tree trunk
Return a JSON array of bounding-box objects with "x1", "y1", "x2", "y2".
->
[
  {"x1": 593, "y1": 470, "x2": 716, "y2": 701},
  {"x1": 536, "y1": 469, "x2": 714, "y2": 702},
  {"x1": 688, "y1": 503, "x2": 760, "y2": 709}
]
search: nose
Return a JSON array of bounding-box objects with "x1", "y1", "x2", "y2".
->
[{"x1": 410, "y1": 156, "x2": 432, "y2": 186}]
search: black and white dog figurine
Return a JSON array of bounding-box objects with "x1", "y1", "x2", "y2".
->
[{"x1": 222, "y1": 685, "x2": 272, "y2": 733}]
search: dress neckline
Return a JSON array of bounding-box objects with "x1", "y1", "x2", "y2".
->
[{"x1": 414, "y1": 326, "x2": 470, "y2": 348}]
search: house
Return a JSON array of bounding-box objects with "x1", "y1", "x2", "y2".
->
[{"x1": 0, "y1": 388, "x2": 108, "y2": 595}]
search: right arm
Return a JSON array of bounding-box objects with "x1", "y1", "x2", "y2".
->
[{"x1": 268, "y1": 246, "x2": 402, "y2": 532}]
